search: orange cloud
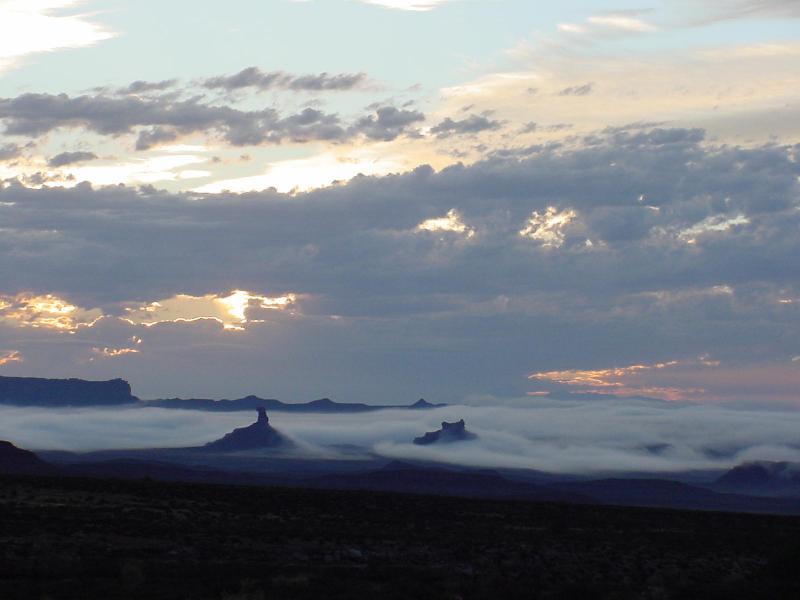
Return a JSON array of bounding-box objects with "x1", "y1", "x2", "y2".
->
[
  {"x1": 528, "y1": 358, "x2": 713, "y2": 401},
  {"x1": 0, "y1": 350, "x2": 22, "y2": 366},
  {"x1": 0, "y1": 293, "x2": 103, "y2": 331}
]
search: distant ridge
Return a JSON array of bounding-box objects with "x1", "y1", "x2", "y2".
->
[
  {"x1": 0, "y1": 375, "x2": 446, "y2": 412},
  {"x1": 147, "y1": 395, "x2": 447, "y2": 413},
  {"x1": 0, "y1": 375, "x2": 137, "y2": 407}
]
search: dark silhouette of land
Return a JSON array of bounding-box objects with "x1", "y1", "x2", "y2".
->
[
  {"x1": 413, "y1": 419, "x2": 477, "y2": 445},
  {"x1": 0, "y1": 440, "x2": 55, "y2": 475},
  {"x1": 4, "y1": 439, "x2": 799, "y2": 515},
  {"x1": 202, "y1": 408, "x2": 291, "y2": 452},
  {"x1": 0, "y1": 375, "x2": 445, "y2": 412},
  {"x1": 3, "y1": 434, "x2": 800, "y2": 597},
  {"x1": 0, "y1": 375, "x2": 137, "y2": 407},
  {"x1": 2, "y1": 472, "x2": 800, "y2": 599},
  {"x1": 715, "y1": 461, "x2": 800, "y2": 496}
]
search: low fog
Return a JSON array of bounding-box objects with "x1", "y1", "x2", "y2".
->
[{"x1": 2, "y1": 398, "x2": 800, "y2": 475}]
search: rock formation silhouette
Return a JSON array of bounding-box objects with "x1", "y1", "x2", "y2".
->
[
  {"x1": 413, "y1": 419, "x2": 477, "y2": 445},
  {"x1": 409, "y1": 398, "x2": 442, "y2": 410},
  {"x1": 0, "y1": 375, "x2": 137, "y2": 407},
  {"x1": 203, "y1": 408, "x2": 290, "y2": 452}
]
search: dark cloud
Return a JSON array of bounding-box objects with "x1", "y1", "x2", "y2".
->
[
  {"x1": 0, "y1": 93, "x2": 423, "y2": 149},
  {"x1": 134, "y1": 127, "x2": 180, "y2": 151},
  {"x1": 202, "y1": 67, "x2": 369, "y2": 92},
  {"x1": 430, "y1": 114, "x2": 503, "y2": 138},
  {"x1": 123, "y1": 79, "x2": 178, "y2": 94},
  {"x1": 0, "y1": 143, "x2": 21, "y2": 161},
  {"x1": 0, "y1": 129, "x2": 798, "y2": 401},
  {"x1": 47, "y1": 151, "x2": 99, "y2": 167},
  {"x1": 558, "y1": 83, "x2": 594, "y2": 96},
  {"x1": 349, "y1": 106, "x2": 425, "y2": 141}
]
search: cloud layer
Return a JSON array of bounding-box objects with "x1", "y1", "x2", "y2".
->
[
  {"x1": 4, "y1": 400, "x2": 800, "y2": 476},
  {"x1": 0, "y1": 127, "x2": 798, "y2": 402}
]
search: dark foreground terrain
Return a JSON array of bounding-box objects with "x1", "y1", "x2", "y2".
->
[{"x1": 2, "y1": 475, "x2": 800, "y2": 599}]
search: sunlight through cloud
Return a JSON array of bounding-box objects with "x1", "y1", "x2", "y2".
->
[
  {"x1": 416, "y1": 209, "x2": 475, "y2": 238},
  {"x1": 519, "y1": 207, "x2": 576, "y2": 248},
  {"x1": 124, "y1": 291, "x2": 298, "y2": 331}
]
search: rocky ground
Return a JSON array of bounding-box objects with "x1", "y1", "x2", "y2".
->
[{"x1": 2, "y1": 474, "x2": 800, "y2": 599}]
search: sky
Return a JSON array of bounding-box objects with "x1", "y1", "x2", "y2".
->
[{"x1": 0, "y1": 0, "x2": 798, "y2": 405}]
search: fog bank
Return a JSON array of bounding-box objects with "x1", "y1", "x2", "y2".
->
[{"x1": 2, "y1": 398, "x2": 800, "y2": 474}]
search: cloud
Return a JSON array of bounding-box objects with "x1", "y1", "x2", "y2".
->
[
  {"x1": 0, "y1": 129, "x2": 798, "y2": 402},
  {"x1": 528, "y1": 357, "x2": 723, "y2": 401},
  {"x1": 47, "y1": 150, "x2": 98, "y2": 167},
  {"x1": 0, "y1": 0, "x2": 114, "y2": 73},
  {"x1": 557, "y1": 11, "x2": 656, "y2": 40},
  {"x1": 121, "y1": 79, "x2": 178, "y2": 95},
  {"x1": 447, "y1": 32, "x2": 800, "y2": 147},
  {"x1": 518, "y1": 207, "x2": 577, "y2": 248},
  {"x1": 587, "y1": 14, "x2": 657, "y2": 32},
  {"x1": 0, "y1": 292, "x2": 102, "y2": 330},
  {"x1": 358, "y1": 0, "x2": 454, "y2": 11},
  {"x1": 4, "y1": 400, "x2": 800, "y2": 477},
  {"x1": 194, "y1": 149, "x2": 403, "y2": 194},
  {"x1": 430, "y1": 114, "x2": 503, "y2": 138},
  {"x1": 122, "y1": 290, "x2": 297, "y2": 331},
  {"x1": 0, "y1": 143, "x2": 22, "y2": 161},
  {"x1": 349, "y1": 106, "x2": 425, "y2": 141},
  {"x1": 0, "y1": 93, "x2": 424, "y2": 149},
  {"x1": 672, "y1": 0, "x2": 800, "y2": 25},
  {"x1": 0, "y1": 350, "x2": 22, "y2": 366},
  {"x1": 202, "y1": 67, "x2": 369, "y2": 92},
  {"x1": 55, "y1": 153, "x2": 209, "y2": 186},
  {"x1": 416, "y1": 209, "x2": 474, "y2": 237},
  {"x1": 557, "y1": 83, "x2": 594, "y2": 97}
]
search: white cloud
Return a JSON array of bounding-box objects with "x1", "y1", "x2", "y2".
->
[
  {"x1": 587, "y1": 15, "x2": 657, "y2": 32},
  {"x1": 194, "y1": 151, "x2": 402, "y2": 194},
  {"x1": 0, "y1": 292, "x2": 103, "y2": 331},
  {"x1": 0, "y1": 0, "x2": 114, "y2": 73},
  {"x1": 359, "y1": 0, "x2": 454, "y2": 11},
  {"x1": 416, "y1": 209, "x2": 475, "y2": 237},
  {"x1": 64, "y1": 154, "x2": 208, "y2": 187},
  {"x1": 519, "y1": 207, "x2": 576, "y2": 248}
]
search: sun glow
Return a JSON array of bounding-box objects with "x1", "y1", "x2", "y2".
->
[
  {"x1": 0, "y1": 293, "x2": 102, "y2": 331},
  {"x1": 124, "y1": 290, "x2": 298, "y2": 331}
]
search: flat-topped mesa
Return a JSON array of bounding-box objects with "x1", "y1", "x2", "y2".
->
[
  {"x1": 203, "y1": 408, "x2": 290, "y2": 452},
  {"x1": 0, "y1": 375, "x2": 137, "y2": 407},
  {"x1": 413, "y1": 419, "x2": 478, "y2": 445}
]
